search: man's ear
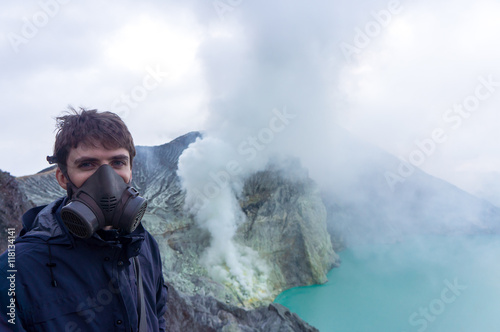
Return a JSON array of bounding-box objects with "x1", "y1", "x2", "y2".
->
[{"x1": 55, "y1": 167, "x2": 68, "y2": 190}]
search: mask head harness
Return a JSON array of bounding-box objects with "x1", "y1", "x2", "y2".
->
[{"x1": 47, "y1": 157, "x2": 147, "y2": 239}]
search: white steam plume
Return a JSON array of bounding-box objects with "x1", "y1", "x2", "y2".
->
[{"x1": 177, "y1": 135, "x2": 270, "y2": 301}]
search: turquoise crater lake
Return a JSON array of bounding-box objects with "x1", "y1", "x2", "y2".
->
[{"x1": 275, "y1": 235, "x2": 500, "y2": 332}]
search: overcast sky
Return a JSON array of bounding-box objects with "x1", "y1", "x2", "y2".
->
[{"x1": 1, "y1": 0, "x2": 500, "y2": 204}]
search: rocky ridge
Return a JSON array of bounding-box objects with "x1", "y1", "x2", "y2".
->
[
  {"x1": 130, "y1": 132, "x2": 338, "y2": 307},
  {"x1": 320, "y1": 126, "x2": 500, "y2": 247},
  {"x1": 0, "y1": 171, "x2": 34, "y2": 253},
  {"x1": 164, "y1": 282, "x2": 319, "y2": 332},
  {"x1": 6, "y1": 131, "x2": 336, "y2": 331},
  {"x1": 4, "y1": 127, "x2": 500, "y2": 331}
]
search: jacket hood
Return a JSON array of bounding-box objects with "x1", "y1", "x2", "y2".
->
[{"x1": 17, "y1": 197, "x2": 72, "y2": 245}]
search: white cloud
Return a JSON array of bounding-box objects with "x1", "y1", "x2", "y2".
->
[
  {"x1": 336, "y1": 0, "x2": 500, "y2": 195},
  {"x1": 0, "y1": 0, "x2": 499, "y2": 204}
]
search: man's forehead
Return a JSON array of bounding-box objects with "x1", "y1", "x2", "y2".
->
[{"x1": 68, "y1": 144, "x2": 130, "y2": 162}]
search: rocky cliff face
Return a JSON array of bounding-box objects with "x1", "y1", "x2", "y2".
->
[
  {"x1": 129, "y1": 132, "x2": 338, "y2": 307},
  {"x1": 16, "y1": 167, "x2": 66, "y2": 207},
  {"x1": 4, "y1": 128, "x2": 499, "y2": 330},
  {"x1": 238, "y1": 162, "x2": 338, "y2": 292},
  {"x1": 1, "y1": 132, "x2": 337, "y2": 330},
  {"x1": 164, "y1": 281, "x2": 319, "y2": 332},
  {"x1": 319, "y1": 126, "x2": 500, "y2": 247},
  {"x1": 0, "y1": 171, "x2": 34, "y2": 252}
]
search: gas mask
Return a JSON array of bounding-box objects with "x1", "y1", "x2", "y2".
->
[{"x1": 61, "y1": 164, "x2": 147, "y2": 239}]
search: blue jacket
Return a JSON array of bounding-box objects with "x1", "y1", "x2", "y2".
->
[{"x1": 0, "y1": 197, "x2": 168, "y2": 331}]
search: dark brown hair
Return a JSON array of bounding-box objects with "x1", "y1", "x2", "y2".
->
[{"x1": 53, "y1": 107, "x2": 136, "y2": 172}]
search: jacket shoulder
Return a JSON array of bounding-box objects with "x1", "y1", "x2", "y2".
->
[{"x1": 18, "y1": 198, "x2": 70, "y2": 244}]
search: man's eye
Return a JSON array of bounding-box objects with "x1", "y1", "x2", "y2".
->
[
  {"x1": 78, "y1": 162, "x2": 94, "y2": 169},
  {"x1": 111, "y1": 160, "x2": 126, "y2": 167}
]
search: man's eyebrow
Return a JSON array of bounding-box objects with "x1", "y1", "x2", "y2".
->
[
  {"x1": 73, "y1": 157, "x2": 100, "y2": 165},
  {"x1": 72, "y1": 154, "x2": 129, "y2": 164},
  {"x1": 110, "y1": 154, "x2": 129, "y2": 161}
]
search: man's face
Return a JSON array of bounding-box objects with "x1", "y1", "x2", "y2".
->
[{"x1": 56, "y1": 144, "x2": 132, "y2": 189}]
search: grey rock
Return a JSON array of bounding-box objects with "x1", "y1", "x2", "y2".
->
[
  {"x1": 3, "y1": 132, "x2": 332, "y2": 330},
  {"x1": 238, "y1": 160, "x2": 338, "y2": 298},
  {"x1": 16, "y1": 167, "x2": 66, "y2": 207},
  {"x1": 165, "y1": 282, "x2": 319, "y2": 332},
  {"x1": 129, "y1": 132, "x2": 338, "y2": 308},
  {"x1": 0, "y1": 170, "x2": 34, "y2": 252}
]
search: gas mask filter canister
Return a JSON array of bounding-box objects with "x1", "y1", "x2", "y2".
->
[{"x1": 61, "y1": 164, "x2": 147, "y2": 239}]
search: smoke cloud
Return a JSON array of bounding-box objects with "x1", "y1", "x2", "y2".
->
[
  {"x1": 177, "y1": 136, "x2": 270, "y2": 300},
  {"x1": 175, "y1": 0, "x2": 500, "y2": 291}
]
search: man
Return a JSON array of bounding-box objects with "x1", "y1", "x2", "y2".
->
[{"x1": 0, "y1": 108, "x2": 168, "y2": 331}]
